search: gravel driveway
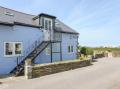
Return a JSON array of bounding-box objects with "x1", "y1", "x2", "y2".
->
[{"x1": 0, "y1": 57, "x2": 120, "y2": 89}]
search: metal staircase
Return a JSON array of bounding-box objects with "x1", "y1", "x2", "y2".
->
[{"x1": 10, "y1": 38, "x2": 50, "y2": 76}]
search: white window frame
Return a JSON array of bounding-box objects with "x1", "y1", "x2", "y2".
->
[
  {"x1": 4, "y1": 42, "x2": 23, "y2": 57},
  {"x1": 44, "y1": 18, "x2": 52, "y2": 31},
  {"x1": 68, "y1": 45, "x2": 74, "y2": 53}
]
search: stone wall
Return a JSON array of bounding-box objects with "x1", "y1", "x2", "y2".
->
[
  {"x1": 93, "y1": 53, "x2": 105, "y2": 59},
  {"x1": 112, "y1": 51, "x2": 120, "y2": 57},
  {"x1": 104, "y1": 51, "x2": 120, "y2": 58},
  {"x1": 95, "y1": 54, "x2": 105, "y2": 59},
  {"x1": 31, "y1": 60, "x2": 91, "y2": 78}
]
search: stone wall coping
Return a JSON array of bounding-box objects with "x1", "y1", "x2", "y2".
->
[{"x1": 33, "y1": 59, "x2": 90, "y2": 68}]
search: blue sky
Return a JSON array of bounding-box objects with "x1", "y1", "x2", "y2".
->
[{"x1": 0, "y1": 0, "x2": 120, "y2": 47}]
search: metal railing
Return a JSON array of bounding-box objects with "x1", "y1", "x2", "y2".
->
[
  {"x1": 16, "y1": 37, "x2": 43, "y2": 66},
  {"x1": 14, "y1": 31, "x2": 61, "y2": 69}
]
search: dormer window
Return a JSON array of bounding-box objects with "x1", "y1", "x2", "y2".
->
[
  {"x1": 44, "y1": 18, "x2": 52, "y2": 30},
  {"x1": 34, "y1": 13, "x2": 56, "y2": 30}
]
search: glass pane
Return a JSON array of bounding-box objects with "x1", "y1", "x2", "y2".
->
[
  {"x1": 68, "y1": 46, "x2": 71, "y2": 53},
  {"x1": 15, "y1": 43, "x2": 22, "y2": 55},
  {"x1": 5, "y1": 43, "x2": 13, "y2": 55},
  {"x1": 45, "y1": 20, "x2": 48, "y2": 30},
  {"x1": 49, "y1": 20, "x2": 52, "y2": 30},
  {"x1": 71, "y1": 46, "x2": 73, "y2": 52}
]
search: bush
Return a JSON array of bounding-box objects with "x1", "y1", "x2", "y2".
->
[
  {"x1": 87, "y1": 47, "x2": 94, "y2": 55},
  {"x1": 80, "y1": 47, "x2": 93, "y2": 56},
  {"x1": 81, "y1": 47, "x2": 87, "y2": 55},
  {"x1": 108, "y1": 49, "x2": 112, "y2": 52}
]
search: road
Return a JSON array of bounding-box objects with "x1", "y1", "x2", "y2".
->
[{"x1": 1, "y1": 57, "x2": 120, "y2": 89}]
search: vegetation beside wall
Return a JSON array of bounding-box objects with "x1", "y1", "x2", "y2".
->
[
  {"x1": 80, "y1": 47, "x2": 93, "y2": 55},
  {"x1": 78, "y1": 46, "x2": 120, "y2": 59},
  {"x1": 78, "y1": 46, "x2": 120, "y2": 54}
]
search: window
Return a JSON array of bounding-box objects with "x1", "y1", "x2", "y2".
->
[
  {"x1": 45, "y1": 46, "x2": 51, "y2": 55},
  {"x1": 71, "y1": 46, "x2": 73, "y2": 52},
  {"x1": 49, "y1": 20, "x2": 52, "y2": 30},
  {"x1": 54, "y1": 33, "x2": 61, "y2": 41},
  {"x1": 15, "y1": 43, "x2": 22, "y2": 55},
  {"x1": 55, "y1": 43, "x2": 60, "y2": 49},
  {"x1": 68, "y1": 46, "x2": 71, "y2": 53},
  {"x1": 45, "y1": 20, "x2": 48, "y2": 30},
  {"x1": 4, "y1": 42, "x2": 22, "y2": 57},
  {"x1": 68, "y1": 45, "x2": 74, "y2": 53},
  {"x1": 5, "y1": 42, "x2": 13, "y2": 56},
  {"x1": 44, "y1": 18, "x2": 52, "y2": 30}
]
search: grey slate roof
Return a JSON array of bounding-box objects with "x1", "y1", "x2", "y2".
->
[
  {"x1": 0, "y1": 6, "x2": 79, "y2": 34},
  {"x1": 55, "y1": 20, "x2": 78, "y2": 34}
]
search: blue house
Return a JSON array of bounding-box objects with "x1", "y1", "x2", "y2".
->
[{"x1": 0, "y1": 6, "x2": 79, "y2": 75}]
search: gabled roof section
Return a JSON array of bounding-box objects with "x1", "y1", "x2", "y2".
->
[
  {"x1": 55, "y1": 20, "x2": 79, "y2": 34},
  {"x1": 0, "y1": 6, "x2": 79, "y2": 34},
  {"x1": 0, "y1": 6, "x2": 39, "y2": 27}
]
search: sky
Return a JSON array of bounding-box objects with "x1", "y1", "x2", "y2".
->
[{"x1": 0, "y1": 0, "x2": 120, "y2": 47}]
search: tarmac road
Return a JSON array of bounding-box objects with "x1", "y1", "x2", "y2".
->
[{"x1": 1, "y1": 57, "x2": 120, "y2": 89}]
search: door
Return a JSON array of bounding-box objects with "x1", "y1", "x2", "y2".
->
[
  {"x1": 43, "y1": 18, "x2": 52, "y2": 41},
  {"x1": 43, "y1": 30, "x2": 50, "y2": 41}
]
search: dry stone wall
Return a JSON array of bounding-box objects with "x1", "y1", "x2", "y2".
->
[{"x1": 30, "y1": 60, "x2": 91, "y2": 78}]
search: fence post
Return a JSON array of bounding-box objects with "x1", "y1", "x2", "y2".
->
[{"x1": 25, "y1": 59, "x2": 32, "y2": 79}]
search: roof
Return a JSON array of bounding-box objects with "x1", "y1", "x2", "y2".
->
[
  {"x1": 55, "y1": 20, "x2": 79, "y2": 34},
  {"x1": 0, "y1": 6, "x2": 79, "y2": 34},
  {"x1": 39, "y1": 13, "x2": 56, "y2": 19}
]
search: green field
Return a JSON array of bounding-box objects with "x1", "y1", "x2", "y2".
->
[{"x1": 93, "y1": 47, "x2": 120, "y2": 52}]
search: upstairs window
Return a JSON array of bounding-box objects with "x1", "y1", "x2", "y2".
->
[
  {"x1": 4, "y1": 42, "x2": 22, "y2": 57},
  {"x1": 44, "y1": 18, "x2": 52, "y2": 30}
]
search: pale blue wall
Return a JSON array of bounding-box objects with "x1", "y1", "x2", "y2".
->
[
  {"x1": 0, "y1": 25, "x2": 43, "y2": 75},
  {"x1": 35, "y1": 33, "x2": 78, "y2": 64},
  {"x1": 0, "y1": 25, "x2": 78, "y2": 75},
  {"x1": 61, "y1": 33, "x2": 78, "y2": 60}
]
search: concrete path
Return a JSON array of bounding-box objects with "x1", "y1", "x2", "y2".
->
[{"x1": 1, "y1": 58, "x2": 120, "y2": 89}]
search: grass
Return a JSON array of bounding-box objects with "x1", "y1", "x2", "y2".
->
[
  {"x1": 79, "y1": 45, "x2": 120, "y2": 52},
  {"x1": 93, "y1": 47, "x2": 120, "y2": 52}
]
